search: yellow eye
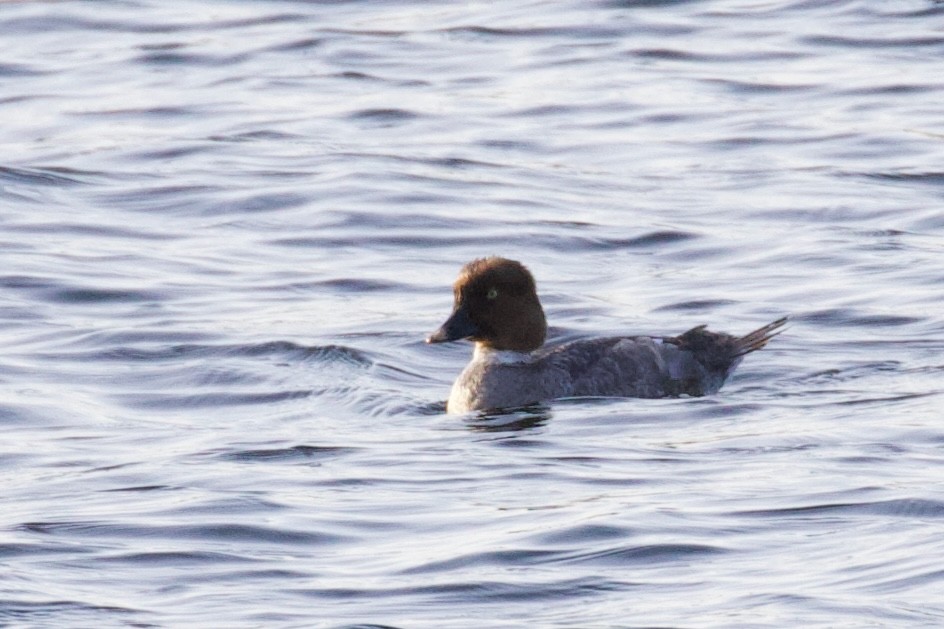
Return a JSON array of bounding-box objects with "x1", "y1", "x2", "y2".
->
[{"x1": 486, "y1": 287, "x2": 499, "y2": 300}]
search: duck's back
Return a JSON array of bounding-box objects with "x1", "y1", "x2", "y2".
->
[
  {"x1": 448, "y1": 335, "x2": 728, "y2": 413},
  {"x1": 541, "y1": 335, "x2": 728, "y2": 400},
  {"x1": 446, "y1": 318, "x2": 786, "y2": 413}
]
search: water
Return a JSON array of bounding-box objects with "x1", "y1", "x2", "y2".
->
[{"x1": 2, "y1": 0, "x2": 943, "y2": 626}]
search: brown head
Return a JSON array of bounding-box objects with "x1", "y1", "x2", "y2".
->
[{"x1": 426, "y1": 257, "x2": 548, "y2": 352}]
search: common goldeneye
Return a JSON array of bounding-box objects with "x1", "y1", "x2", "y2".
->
[{"x1": 427, "y1": 257, "x2": 786, "y2": 414}]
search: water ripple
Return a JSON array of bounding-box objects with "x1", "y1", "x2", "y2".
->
[
  {"x1": 738, "y1": 498, "x2": 944, "y2": 519},
  {"x1": 0, "y1": 165, "x2": 92, "y2": 187},
  {"x1": 216, "y1": 444, "x2": 357, "y2": 464},
  {"x1": 21, "y1": 520, "x2": 349, "y2": 546}
]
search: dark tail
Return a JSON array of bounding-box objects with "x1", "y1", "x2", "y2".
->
[
  {"x1": 733, "y1": 316, "x2": 788, "y2": 358},
  {"x1": 666, "y1": 316, "x2": 787, "y2": 374}
]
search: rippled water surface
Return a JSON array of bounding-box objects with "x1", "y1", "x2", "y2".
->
[{"x1": 3, "y1": 1, "x2": 944, "y2": 627}]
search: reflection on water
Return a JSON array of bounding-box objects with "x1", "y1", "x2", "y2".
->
[{"x1": 465, "y1": 404, "x2": 554, "y2": 432}]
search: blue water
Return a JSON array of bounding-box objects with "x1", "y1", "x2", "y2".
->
[{"x1": 2, "y1": 1, "x2": 944, "y2": 627}]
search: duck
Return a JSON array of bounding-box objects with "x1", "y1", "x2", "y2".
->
[{"x1": 427, "y1": 257, "x2": 786, "y2": 414}]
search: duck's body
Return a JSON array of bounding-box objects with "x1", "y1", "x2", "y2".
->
[{"x1": 428, "y1": 257, "x2": 786, "y2": 414}]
